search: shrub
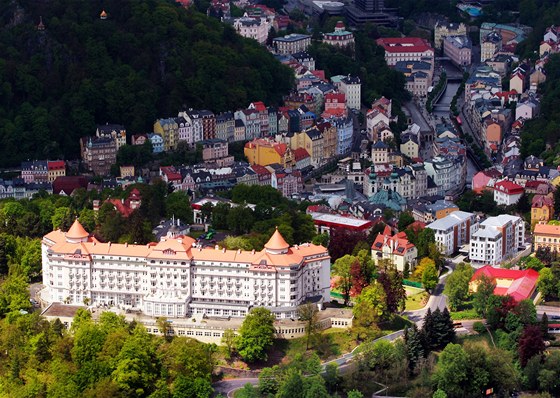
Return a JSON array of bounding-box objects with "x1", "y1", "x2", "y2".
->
[{"x1": 473, "y1": 321, "x2": 486, "y2": 334}]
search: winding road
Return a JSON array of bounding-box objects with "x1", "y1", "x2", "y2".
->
[{"x1": 213, "y1": 269, "x2": 452, "y2": 397}]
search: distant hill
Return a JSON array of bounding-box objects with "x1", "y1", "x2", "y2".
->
[{"x1": 0, "y1": 0, "x2": 294, "y2": 167}]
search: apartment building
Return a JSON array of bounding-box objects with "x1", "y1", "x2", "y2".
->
[
  {"x1": 427, "y1": 211, "x2": 478, "y2": 255},
  {"x1": 469, "y1": 215, "x2": 525, "y2": 267}
]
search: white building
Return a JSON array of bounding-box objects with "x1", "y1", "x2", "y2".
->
[
  {"x1": 469, "y1": 215, "x2": 525, "y2": 267},
  {"x1": 339, "y1": 75, "x2": 361, "y2": 110},
  {"x1": 424, "y1": 155, "x2": 466, "y2": 196},
  {"x1": 233, "y1": 14, "x2": 270, "y2": 44},
  {"x1": 493, "y1": 179, "x2": 524, "y2": 206},
  {"x1": 371, "y1": 226, "x2": 418, "y2": 272},
  {"x1": 42, "y1": 220, "x2": 331, "y2": 320},
  {"x1": 376, "y1": 37, "x2": 434, "y2": 66},
  {"x1": 427, "y1": 211, "x2": 478, "y2": 255}
]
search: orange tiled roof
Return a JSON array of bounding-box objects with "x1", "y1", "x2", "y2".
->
[
  {"x1": 534, "y1": 223, "x2": 560, "y2": 236},
  {"x1": 66, "y1": 219, "x2": 89, "y2": 240},
  {"x1": 264, "y1": 228, "x2": 290, "y2": 251}
]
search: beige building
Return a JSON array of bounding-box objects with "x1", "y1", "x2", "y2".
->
[
  {"x1": 481, "y1": 31, "x2": 502, "y2": 61},
  {"x1": 534, "y1": 223, "x2": 560, "y2": 252},
  {"x1": 434, "y1": 21, "x2": 467, "y2": 50},
  {"x1": 372, "y1": 140, "x2": 389, "y2": 164},
  {"x1": 42, "y1": 221, "x2": 332, "y2": 321},
  {"x1": 273, "y1": 34, "x2": 311, "y2": 54}
]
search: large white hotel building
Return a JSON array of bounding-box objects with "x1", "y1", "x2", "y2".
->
[{"x1": 41, "y1": 220, "x2": 331, "y2": 319}]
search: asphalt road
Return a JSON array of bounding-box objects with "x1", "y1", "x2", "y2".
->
[
  {"x1": 213, "y1": 329, "x2": 405, "y2": 398},
  {"x1": 214, "y1": 270, "x2": 452, "y2": 397}
]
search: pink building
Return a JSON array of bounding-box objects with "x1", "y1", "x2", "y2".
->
[
  {"x1": 323, "y1": 92, "x2": 346, "y2": 117},
  {"x1": 443, "y1": 35, "x2": 472, "y2": 67},
  {"x1": 201, "y1": 139, "x2": 233, "y2": 166},
  {"x1": 472, "y1": 170, "x2": 500, "y2": 194}
]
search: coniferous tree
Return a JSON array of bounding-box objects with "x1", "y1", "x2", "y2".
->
[
  {"x1": 435, "y1": 308, "x2": 456, "y2": 349},
  {"x1": 420, "y1": 308, "x2": 434, "y2": 352},
  {"x1": 404, "y1": 324, "x2": 424, "y2": 374},
  {"x1": 541, "y1": 312, "x2": 550, "y2": 339}
]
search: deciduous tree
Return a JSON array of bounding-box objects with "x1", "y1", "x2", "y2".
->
[
  {"x1": 297, "y1": 303, "x2": 319, "y2": 350},
  {"x1": 332, "y1": 255, "x2": 356, "y2": 305},
  {"x1": 444, "y1": 263, "x2": 474, "y2": 310},
  {"x1": 236, "y1": 307, "x2": 276, "y2": 362},
  {"x1": 472, "y1": 273, "x2": 496, "y2": 317},
  {"x1": 353, "y1": 282, "x2": 387, "y2": 328},
  {"x1": 519, "y1": 324, "x2": 545, "y2": 367}
]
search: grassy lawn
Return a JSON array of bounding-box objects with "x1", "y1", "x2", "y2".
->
[
  {"x1": 450, "y1": 308, "x2": 481, "y2": 320},
  {"x1": 450, "y1": 300, "x2": 482, "y2": 320},
  {"x1": 405, "y1": 290, "x2": 429, "y2": 311},
  {"x1": 269, "y1": 329, "x2": 359, "y2": 365},
  {"x1": 456, "y1": 332, "x2": 493, "y2": 348},
  {"x1": 379, "y1": 315, "x2": 413, "y2": 332}
]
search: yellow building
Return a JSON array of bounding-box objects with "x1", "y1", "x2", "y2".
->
[
  {"x1": 289, "y1": 128, "x2": 324, "y2": 167},
  {"x1": 154, "y1": 118, "x2": 179, "y2": 151},
  {"x1": 120, "y1": 165, "x2": 135, "y2": 178},
  {"x1": 534, "y1": 223, "x2": 560, "y2": 252},
  {"x1": 531, "y1": 195, "x2": 554, "y2": 228},
  {"x1": 244, "y1": 138, "x2": 294, "y2": 168}
]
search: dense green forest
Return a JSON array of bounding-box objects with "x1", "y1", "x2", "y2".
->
[{"x1": 0, "y1": 0, "x2": 294, "y2": 166}]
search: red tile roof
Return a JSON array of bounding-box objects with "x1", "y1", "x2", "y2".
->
[
  {"x1": 293, "y1": 148, "x2": 310, "y2": 161},
  {"x1": 376, "y1": 37, "x2": 433, "y2": 53},
  {"x1": 250, "y1": 101, "x2": 267, "y2": 112},
  {"x1": 471, "y1": 265, "x2": 538, "y2": 302},
  {"x1": 494, "y1": 180, "x2": 524, "y2": 195},
  {"x1": 532, "y1": 194, "x2": 554, "y2": 208},
  {"x1": 53, "y1": 176, "x2": 88, "y2": 195},
  {"x1": 48, "y1": 160, "x2": 65, "y2": 171},
  {"x1": 371, "y1": 227, "x2": 416, "y2": 255}
]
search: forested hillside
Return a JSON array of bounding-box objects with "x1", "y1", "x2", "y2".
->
[{"x1": 0, "y1": 0, "x2": 294, "y2": 166}]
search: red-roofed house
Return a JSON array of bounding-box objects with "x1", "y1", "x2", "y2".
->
[
  {"x1": 53, "y1": 176, "x2": 89, "y2": 196},
  {"x1": 101, "y1": 188, "x2": 142, "y2": 218},
  {"x1": 251, "y1": 164, "x2": 272, "y2": 186},
  {"x1": 47, "y1": 160, "x2": 66, "y2": 182},
  {"x1": 323, "y1": 92, "x2": 346, "y2": 118},
  {"x1": 159, "y1": 166, "x2": 183, "y2": 190},
  {"x1": 311, "y1": 70, "x2": 326, "y2": 81},
  {"x1": 375, "y1": 37, "x2": 434, "y2": 66},
  {"x1": 469, "y1": 265, "x2": 538, "y2": 302},
  {"x1": 493, "y1": 179, "x2": 524, "y2": 206},
  {"x1": 371, "y1": 226, "x2": 417, "y2": 272}
]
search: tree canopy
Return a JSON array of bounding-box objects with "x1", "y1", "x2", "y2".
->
[{"x1": 0, "y1": 0, "x2": 294, "y2": 166}]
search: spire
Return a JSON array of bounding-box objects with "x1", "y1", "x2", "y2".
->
[
  {"x1": 37, "y1": 16, "x2": 45, "y2": 31},
  {"x1": 264, "y1": 227, "x2": 290, "y2": 254},
  {"x1": 100, "y1": 10, "x2": 108, "y2": 19}
]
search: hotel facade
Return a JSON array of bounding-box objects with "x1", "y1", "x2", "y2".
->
[{"x1": 42, "y1": 220, "x2": 331, "y2": 320}]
